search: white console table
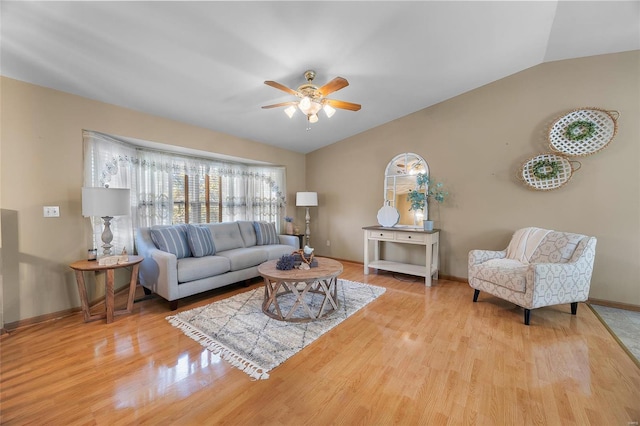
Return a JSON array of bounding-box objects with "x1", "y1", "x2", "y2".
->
[{"x1": 363, "y1": 226, "x2": 440, "y2": 286}]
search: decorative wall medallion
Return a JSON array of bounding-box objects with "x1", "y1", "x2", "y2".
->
[
  {"x1": 520, "y1": 153, "x2": 580, "y2": 191},
  {"x1": 548, "y1": 108, "x2": 619, "y2": 157}
]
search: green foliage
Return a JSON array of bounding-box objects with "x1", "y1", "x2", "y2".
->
[
  {"x1": 532, "y1": 160, "x2": 560, "y2": 180},
  {"x1": 407, "y1": 173, "x2": 449, "y2": 211},
  {"x1": 565, "y1": 120, "x2": 596, "y2": 141}
]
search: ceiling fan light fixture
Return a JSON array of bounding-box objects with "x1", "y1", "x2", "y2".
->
[
  {"x1": 263, "y1": 70, "x2": 360, "y2": 125},
  {"x1": 284, "y1": 105, "x2": 297, "y2": 118},
  {"x1": 323, "y1": 104, "x2": 336, "y2": 118},
  {"x1": 298, "y1": 96, "x2": 311, "y2": 113}
]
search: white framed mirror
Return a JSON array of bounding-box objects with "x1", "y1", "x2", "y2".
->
[{"x1": 383, "y1": 152, "x2": 429, "y2": 227}]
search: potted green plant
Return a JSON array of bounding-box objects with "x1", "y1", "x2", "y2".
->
[{"x1": 407, "y1": 173, "x2": 448, "y2": 231}]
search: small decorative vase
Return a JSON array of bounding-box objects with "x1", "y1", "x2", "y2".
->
[
  {"x1": 423, "y1": 220, "x2": 434, "y2": 231},
  {"x1": 285, "y1": 222, "x2": 294, "y2": 235}
]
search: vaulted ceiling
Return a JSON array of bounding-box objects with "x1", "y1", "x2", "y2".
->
[{"x1": 2, "y1": 1, "x2": 638, "y2": 153}]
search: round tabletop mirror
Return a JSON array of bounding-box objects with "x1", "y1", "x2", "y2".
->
[{"x1": 383, "y1": 152, "x2": 429, "y2": 227}]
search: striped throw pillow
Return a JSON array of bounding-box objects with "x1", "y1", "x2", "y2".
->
[
  {"x1": 150, "y1": 224, "x2": 191, "y2": 259},
  {"x1": 186, "y1": 224, "x2": 216, "y2": 257},
  {"x1": 253, "y1": 221, "x2": 279, "y2": 245}
]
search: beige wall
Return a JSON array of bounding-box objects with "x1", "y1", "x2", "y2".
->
[
  {"x1": 1, "y1": 51, "x2": 638, "y2": 325},
  {"x1": 0, "y1": 77, "x2": 306, "y2": 324},
  {"x1": 308, "y1": 51, "x2": 640, "y2": 306}
]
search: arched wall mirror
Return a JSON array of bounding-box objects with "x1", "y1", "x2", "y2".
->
[{"x1": 383, "y1": 152, "x2": 429, "y2": 227}]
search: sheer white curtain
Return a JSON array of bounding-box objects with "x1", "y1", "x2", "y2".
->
[
  {"x1": 83, "y1": 132, "x2": 137, "y2": 255},
  {"x1": 83, "y1": 130, "x2": 287, "y2": 252},
  {"x1": 218, "y1": 165, "x2": 286, "y2": 227}
]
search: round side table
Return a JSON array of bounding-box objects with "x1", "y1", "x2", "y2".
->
[{"x1": 69, "y1": 255, "x2": 143, "y2": 324}]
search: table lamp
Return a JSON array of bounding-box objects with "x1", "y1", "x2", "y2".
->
[
  {"x1": 296, "y1": 192, "x2": 318, "y2": 247},
  {"x1": 82, "y1": 187, "x2": 131, "y2": 256}
]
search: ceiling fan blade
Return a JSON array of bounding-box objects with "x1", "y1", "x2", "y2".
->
[
  {"x1": 318, "y1": 77, "x2": 349, "y2": 96},
  {"x1": 325, "y1": 99, "x2": 361, "y2": 111},
  {"x1": 264, "y1": 80, "x2": 299, "y2": 96},
  {"x1": 261, "y1": 101, "x2": 298, "y2": 109}
]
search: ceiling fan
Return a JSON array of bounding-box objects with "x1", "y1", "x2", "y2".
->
[{"x1": 262, "y1": 70, "x2": 361, "y2": 124}]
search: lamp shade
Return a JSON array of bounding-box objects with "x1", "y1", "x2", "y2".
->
[
  {"x1": 296, "y1": 192, "x2": 318, "y2": 207},
  {"x1": 82, "y1": 187, "x2": 131, "y2": 217}
]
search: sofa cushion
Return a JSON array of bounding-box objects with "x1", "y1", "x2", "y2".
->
[
  {"x1": 237, "y1": 220, "x2": 258, "y2": 247},
  {"x1": 262, "y1": 244, "x2": 296, "y2": 261},
  {"x1": 216, "y1": 247, "x2": 268, "y2": 271},
  {"x1": 186, "y1": 224, "x2": 216, "y2": 257},
  {"x1": 177, "y1": 256, "x2": 231, "y2": 283},
  {"x1": 150, "y1": 225, "x2": 191, "y2": 259},
  {"x1": 253, "y1": 221, "x2": 279, "y2": 245},
  {"x1": 207, "y1": 222, "x2": 245, "y2": 252},
  {"x1": 529, "y1": 232, "x2": 586, "y2": 264},
  {"x1": 472, "y1": 258, "x2": 529, "y2": 293}
]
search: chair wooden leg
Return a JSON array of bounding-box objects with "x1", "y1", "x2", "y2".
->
[
  {"x1": 169, "y1": 300, "x2": 179, "y2": 311},
  {"x1": 524, "y1": 309, "x2": 531, "y2": 326},
  {"x1": 473, "y1": 289, "x2": 480, "y2": 302},
  {"x1": 571, "y1": 302, "x2": 578, "y2": 315}
]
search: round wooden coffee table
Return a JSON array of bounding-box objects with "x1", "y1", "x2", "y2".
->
[{"x1": 257, "y1": 257, "x2": 343, "y2": 322}]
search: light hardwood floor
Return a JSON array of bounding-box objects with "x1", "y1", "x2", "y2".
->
[{"x1": 2, "y1": 261, "x2": 639, "y2": 425}]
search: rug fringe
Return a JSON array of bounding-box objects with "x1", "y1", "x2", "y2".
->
[{"x1": 166, "y1": 316, "x2": 270, "y2": 380}]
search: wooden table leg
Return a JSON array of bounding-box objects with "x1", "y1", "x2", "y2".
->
[
  {"x1": 125, "y1": 264, "x2": 140, "y2": 313},
  {"x1": 74, "y1": 270, "x2": 91, "y2": 322},
  {"x1": 105, "y1": 269, "x2": 115, "y2": 324}
]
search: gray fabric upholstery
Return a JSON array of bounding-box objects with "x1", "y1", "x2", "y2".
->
[
  {"x1": 262, "y1": 244, "x2": 296, "y2": 260},
  {"x1": 206, "y1": 222, "x2": 245, "y2": 252},
  {"x1": 135, "y1": 221, "x2": 299, "y2": 304},
  {"x1": 237, "y1": 220, "x2": 258, "y2": 247},
  {"x1": 216, "y1": 247, "x2": 269, "y2": 271},
  {"x1": 177, "y1": 256, "x2": 231, "y2": 283}
]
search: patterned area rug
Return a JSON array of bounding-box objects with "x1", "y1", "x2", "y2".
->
[{"x1": 167, "y1": 279, "x2": 386, "y2": 380}]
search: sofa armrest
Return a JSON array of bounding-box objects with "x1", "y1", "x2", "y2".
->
[
  {"x1": 278, "y1": 234, "x2": 300, "y2": 249},
  {"x1": 529, "y1": 237, "x2": 597, "y2": 304},
  {"x1": 468, "y1": 249, "x2": 506, "y2": 268},
  {"x1": 135, "y1": 228, "x2": 179, "y2": 301}
]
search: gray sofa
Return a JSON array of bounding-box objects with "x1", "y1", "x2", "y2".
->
[{"x1": 135, "y1": 221, "x2": 299, "y2": 309}]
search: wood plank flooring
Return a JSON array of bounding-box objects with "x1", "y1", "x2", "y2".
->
[{"x1": 1, "y1": 261, "x2": 639, "y2": 425}]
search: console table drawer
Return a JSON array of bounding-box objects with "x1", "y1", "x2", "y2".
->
[
  {"x1": 396, "y1": 232, "x2": 426, "y2": 243},
  {"x1": 368, "y1": 230, "x2": 395, "y2": 240}
]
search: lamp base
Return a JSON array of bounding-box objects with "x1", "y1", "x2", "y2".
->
[{"x1": 101, "y1": 216, "x2": 114, "y2": 256}]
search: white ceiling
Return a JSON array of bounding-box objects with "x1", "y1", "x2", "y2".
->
[{"x1": 2, "y1": 1, "x2": 638, "y2": 154}]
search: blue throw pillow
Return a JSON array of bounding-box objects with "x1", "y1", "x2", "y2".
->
[
  {"x1": 253, "y1": 221, "x2": 279, "y2": 245},
  {"x1": 150, "y1": 224, "x2": 191, "y2": 259},
  {"x1": 186, "y1": 224, "x2": 216, "y2": 257}
]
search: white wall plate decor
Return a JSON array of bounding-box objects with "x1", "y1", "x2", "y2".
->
[
  {"x1": 548, "y1": 108, "x2": 619, "y2": 157},
  {"x1": 519, "y1": 153, "x2": 580, "y2": 191},
  {"x1": 377, "y1": 205, "x2": 400, "y2": 227}
]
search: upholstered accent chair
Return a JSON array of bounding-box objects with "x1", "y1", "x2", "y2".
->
[{"x1": 468, "y1": 227, "x2": 597, "y2": 325}]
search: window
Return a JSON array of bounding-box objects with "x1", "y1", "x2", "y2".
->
[{"x1": 83, "y1": 131, "x2": 286, "y2": 253}]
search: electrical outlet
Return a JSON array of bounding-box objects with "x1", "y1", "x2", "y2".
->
[
  {"x1": 43, "y1": 206, "x2": 60, "y2": 217},
  {"x1": 326, "y1": 240, "x2": 331, "y2": 246}
]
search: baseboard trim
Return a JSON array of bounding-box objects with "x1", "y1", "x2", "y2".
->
[
  {"x1": 3, "y1": 307, "x2": 81, "y2": 332},
  {"x1": 588, "y1": 298, "x2": 640, "y2": 312}
]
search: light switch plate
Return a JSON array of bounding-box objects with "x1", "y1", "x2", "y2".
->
[{"x1": 43, "y1": 206, "x2": 60, "y2": 217}]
